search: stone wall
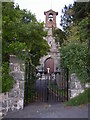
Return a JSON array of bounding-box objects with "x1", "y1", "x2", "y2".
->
[
  {"x1": 68, "y1": 73, "x2": 85, "y2": 99},
  {"x1": 1, "y1": 55, "x2": 25, "y2": 118}
]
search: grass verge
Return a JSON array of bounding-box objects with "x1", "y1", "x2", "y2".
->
[{"x1": 66, "y1": 88, "x2": 90, "y2": 106}]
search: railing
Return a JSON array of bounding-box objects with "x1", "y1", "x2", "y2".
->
[
  {"x1": 24, "y1": 62, "x2": 69, "y2": 105},
  {"x1": 24, "y1": 60, "x2": 36, "y2": 105}
]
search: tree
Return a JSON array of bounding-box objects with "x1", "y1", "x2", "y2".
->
[
  {"x1": 52, "y1": 28, "x2": 66, "y2": 47},
  {"x1": 72, "y1": 2, "x2": 90, "y2": 22},
  {"x1": 60, "y1": 2, "x2": 90, "y2": 83},
  {"x1": 2, "y1": 2, "x2": 49, "y2": 65},
  {"x1": 61, "y1": 32, "x2": 89, "y2": 83},
  {"x1": 2, "y1": 2, "x2": 50, "y2": 92},
  {"x1": 60, "y1": 4, "x2": 74, "y2": 32}
]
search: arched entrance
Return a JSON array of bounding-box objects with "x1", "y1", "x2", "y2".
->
[{"x1": 44, "y1": 57, "x2": 54, "y2": 73}]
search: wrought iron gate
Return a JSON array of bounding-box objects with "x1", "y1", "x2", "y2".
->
[{"x1": 24, "y1": 62, "x2": 69, "y2": 106}]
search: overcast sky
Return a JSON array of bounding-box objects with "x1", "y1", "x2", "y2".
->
[{"x1": 14, "y1": 0, "x2": 75, "y2": 29}]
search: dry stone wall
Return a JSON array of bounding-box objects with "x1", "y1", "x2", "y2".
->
[{"x1": 1, "y1": 55, "x2": 25, "y2": 118}]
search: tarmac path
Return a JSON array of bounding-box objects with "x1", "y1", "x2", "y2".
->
[
  {"x1": 3, "y1": 103, "x2": 89, "y2": 118},
  {"x1": 2, "y1": 79, "x2": 89, "y2": 119}
]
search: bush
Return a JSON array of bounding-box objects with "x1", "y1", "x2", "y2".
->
[{"x1": 61, "y1": 40, "x2": 89, "y2": 83}]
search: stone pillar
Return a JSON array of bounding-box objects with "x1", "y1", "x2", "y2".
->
[
  {"x1": 9, "y1": 55, "x2": 25, "y2": 110},
  {"x1": 68, "y1": 73, "x2": 84, "y2": 99},
  {"x1": 1, "y1": 55, "x2": 25, "y2": 117}
]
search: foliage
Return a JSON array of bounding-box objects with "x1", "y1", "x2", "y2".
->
[
  {"x1": 2, "y1": 2, "x2": 50, "y2": 93},
  {"x1": 78, "y1": 17, "x2": 90, "y2": 43},
  {"x1": 2, "y1": 2, "x2": 49, "y2": 64},
  {"x1": 60, "y1": 2, "x2": 90, "y2": 31},
  {"x1": 52, "y1": 28, "x2": 66, "y2": 46},
  {"x1": 60, "y1": 2, "x2": 90, "y2": 83},
  {"x1": 8, "y1": 41, "x2": 26, "y2": 59},
  {"x1": 60, "y1": 4, "x2": 74, "y2": 31},
  {"x1": 66, "y1": 88, "x2": 90, "y2": 106},
  {"x1": 61, "y1": 39, "x2": 88, "y2": 83},
  {"x1": 72, "y1": 2, "x2": 90, "y2": 22},
  {"x1": 2, "y1": 62, "x2": 15, "y2": 93}
]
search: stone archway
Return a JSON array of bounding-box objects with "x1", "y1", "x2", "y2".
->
[{"x1": 44, "y1": 57, "x2": 54, "y2": 73}]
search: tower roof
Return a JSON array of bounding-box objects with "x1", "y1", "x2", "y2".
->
[{"x1": 44, "y1": 9, "x2": 58, "y2": 15}]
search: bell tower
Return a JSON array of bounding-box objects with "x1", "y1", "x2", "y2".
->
[
  {"x1": 38, "y1": 9, "x2": 60, "y2": 75},
  {"x1": 44, "y1": 9, "x2": 58, "y2": 48},
  {"x1": 44, "y1": 9, "x2": 58, "y2": 28},
  {"x1": 37, "y1": 9, "x2": 60, "y2": 90}
]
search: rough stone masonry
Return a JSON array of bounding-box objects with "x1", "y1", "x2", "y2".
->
[{"x1": 0, "y1": 55, "x2": 25, "y2": 118}]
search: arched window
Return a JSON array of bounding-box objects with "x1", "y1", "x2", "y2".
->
[
  {"x1": 48, "y1": 13, "x2": 53, "y2": 21},
  {"x1": 49, "y1": 36, "x2": 52, "y2": 46}
]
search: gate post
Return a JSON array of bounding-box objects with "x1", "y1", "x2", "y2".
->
[
  {"x1": 24, "y1": 59, "x2": 29, "y2": 105},
  {"x1": 67, "y1": 67, "x2": 69, "y2": 101}
]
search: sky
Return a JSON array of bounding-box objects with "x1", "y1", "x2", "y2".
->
[{"x1": 14, "y1": 0, "x2": 75, "y2": 29}]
